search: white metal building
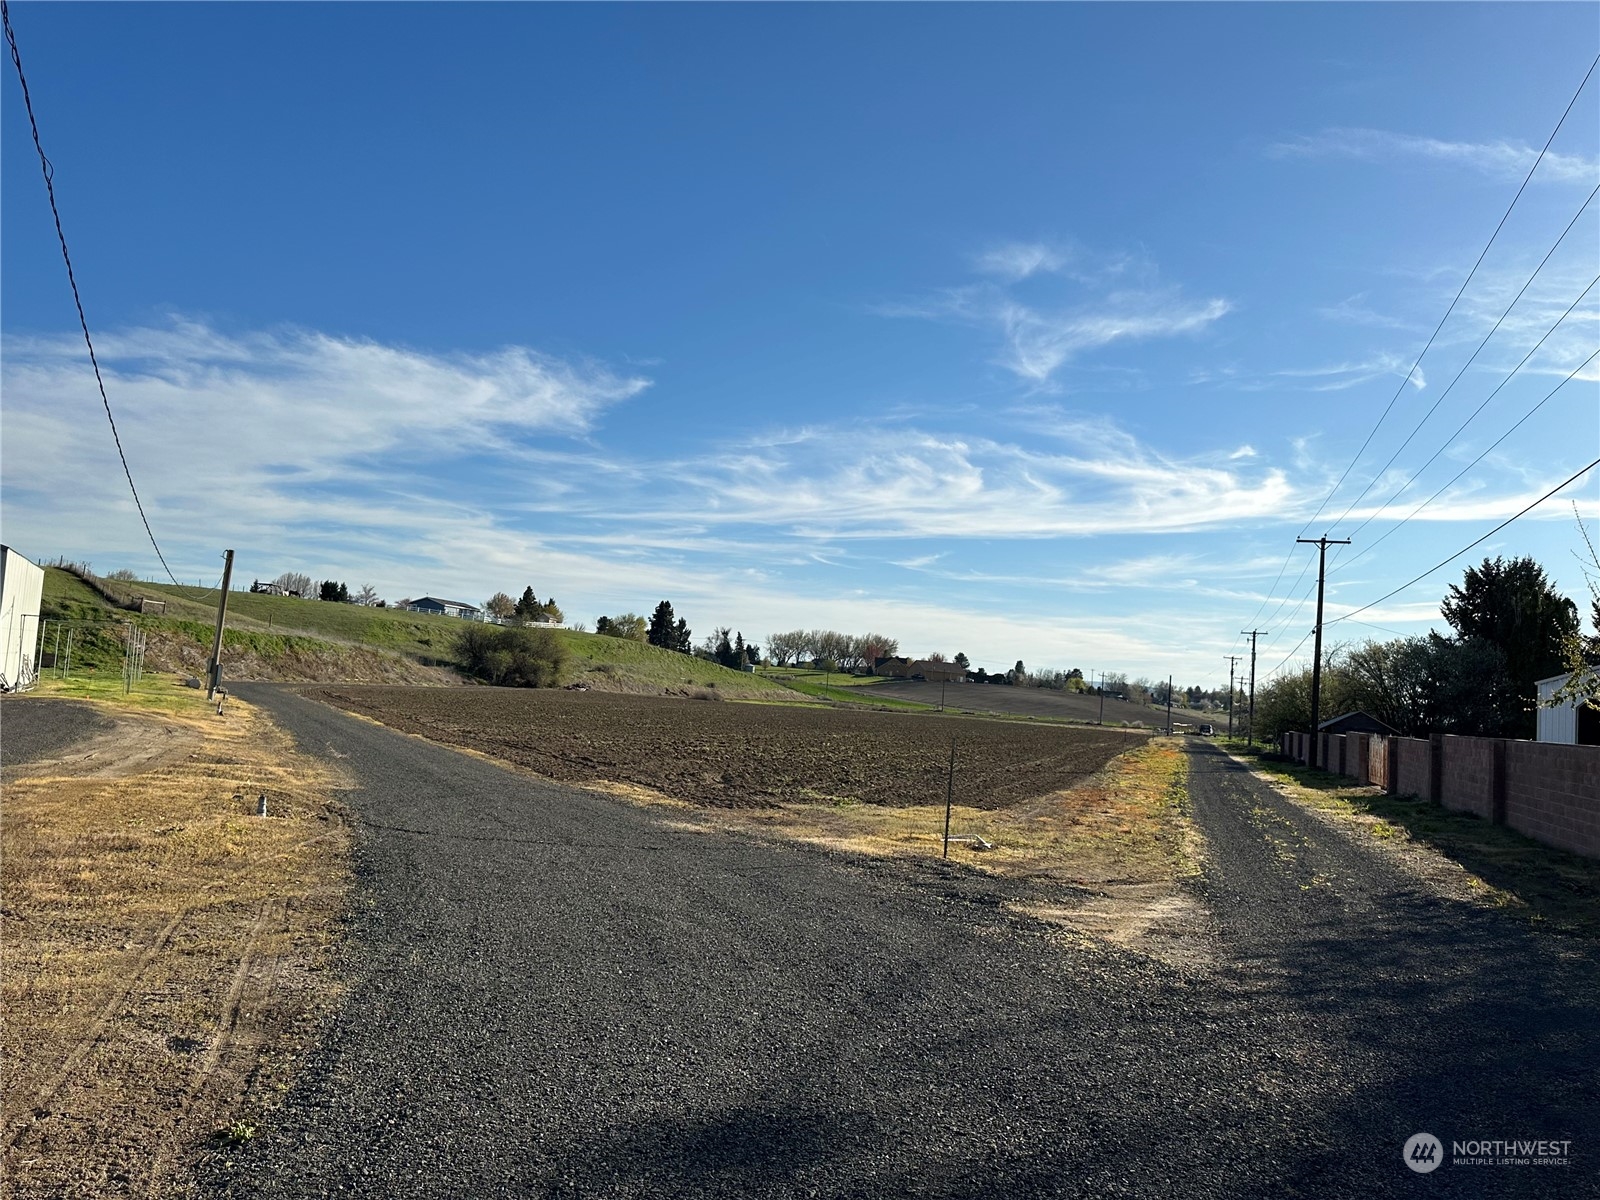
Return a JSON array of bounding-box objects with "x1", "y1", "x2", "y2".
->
[
  {"x1": 1537, "y1": 672, "x2": 1591, "y2": 744},
  {"x1": 0, "y1": 546, "x2": 45, "y2": 691}
]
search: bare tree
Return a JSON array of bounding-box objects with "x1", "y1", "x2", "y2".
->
[
  {"x1": 274, "y1": 571, "x2": 313, "y2": 598},
  {"x1": 354, "y1": 584, "x2": 380, "y2": 607}
]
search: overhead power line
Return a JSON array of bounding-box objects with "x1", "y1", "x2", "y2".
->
[
  {"x1": 1304, "y1": 50, "x2": 1600, "y2": 535},
  {"x1": 1334, "y1": 344, "x2": 1600, "y2": 574},
  {"x1": 1328, "y1": 457, "x2": 1600, "y2": 628},
  {"x1": 1327, "y1": 185, "x2": 1600, "y2": 535},
  {"x1": 1241, "y1": 50, "x2": 1600, "y2": 632},
  {"x1": 2, "y1": 1, "x2": 181, "y2": 586}
]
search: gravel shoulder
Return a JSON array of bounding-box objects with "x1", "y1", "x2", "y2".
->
[
  {"x1": 0, "y1": 697, "x2": 115, "y2": 768},
  {"x1": 201, "y1": 689, "x2": 1599, "y2": 1199}
]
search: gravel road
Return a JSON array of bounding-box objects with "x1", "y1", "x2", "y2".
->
[
  {"x1": 204, "y1": 688, "x2": 1599, "y2": 1199},
  {"x1": 0, "y1": 697, "x2": 114, "y2": 767}
]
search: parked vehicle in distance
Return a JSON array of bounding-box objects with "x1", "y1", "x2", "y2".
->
[{"x1": 1199, "y1": 724, "x2": 1214, "y2": 736}]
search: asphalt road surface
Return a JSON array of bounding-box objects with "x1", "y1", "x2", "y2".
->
[
  {"x1": 205, "y1": 687, "x2": 1599, "y2": 1199},
  {"x1": 0, "y1": 697, "x2": 114, "y2": 768}
]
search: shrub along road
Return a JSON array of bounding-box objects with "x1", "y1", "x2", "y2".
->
[{"x1": 205, "y1": 688, "x2": 1598, "y2": 1199}]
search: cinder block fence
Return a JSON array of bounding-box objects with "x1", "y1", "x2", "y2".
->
[{"x1": 1279, "y1": 730, "x2": 1600, "y2": 860}]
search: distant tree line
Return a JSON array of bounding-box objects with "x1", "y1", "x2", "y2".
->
[
  {"x1": 257, "y1": 573, "x2": 382, "y2": 605},
  {"x1": 766, "y1": 630, "x2": 899, "y2": 670}
]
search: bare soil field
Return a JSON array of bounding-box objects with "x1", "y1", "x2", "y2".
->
[
  {"x1": 308, "y1": 686, "x2": 1146, "y2": 811},
  {"x1": 868, "y1": 679, "x2": 1214, "y2": 727}
]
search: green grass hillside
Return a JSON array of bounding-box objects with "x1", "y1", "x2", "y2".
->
[{"x1": 39, "y1": 569, "x2": 805, "y2": 697}]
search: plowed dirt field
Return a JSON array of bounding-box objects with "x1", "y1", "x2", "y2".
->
[{"x1": 307, "y1": 686, "x2": 1146, "y2": 810}]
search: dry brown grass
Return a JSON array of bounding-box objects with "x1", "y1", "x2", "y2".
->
[{"x1": 1, "y1": 678, "x2": 350, "y2": 1199}]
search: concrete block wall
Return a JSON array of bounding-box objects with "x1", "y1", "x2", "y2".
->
[
  {"x1": 1504, "y1": 742, "x2": 1600, "y2": 859},
  {"x1": 1346, "y1": 733, "x2": 1370, "y2": 782},
  {"x1": 1290, "y1": 729, "x2": 1598, "y2": 859},
  {"x1": 1439, "y1": 735, "x2": 1497, "y2": 820},
  {"x1": 1392, "y1": 737, "x2": 1434, "y2": 799}
]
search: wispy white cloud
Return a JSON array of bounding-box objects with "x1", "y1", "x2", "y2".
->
[
  {"x1": 883, "y1": 243, "x2": 1230, "y2": 387},
  {"x1": 657, "y1": 419, "x2": 1300, "y2": 539},
  {"x1": 1270, "y1": 127, "x2": 1599, "y2": 183},
  {"x1": 1317, "y1": 293, "x2": 1419, "y2": 331},
  {"x1": 973, "y1": 241, "x2": 1069, "y2": 281},
  {"x1": 992, "y1": 293, "x2": 1232, "y2": 385},
  {"x1": 1255, "y1": 354, "x2": 1427, "y2": 393}
]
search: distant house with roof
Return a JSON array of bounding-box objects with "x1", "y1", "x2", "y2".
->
[
  {"x1": 1317, "y1": 711, "x2": 1398, "y2": 737},
  {"x1": 402, "y1": 596, "x2": 483, "y2": 620},
  {"x1": 873, "y1": 656, "x2": 966, "y2": 683}
]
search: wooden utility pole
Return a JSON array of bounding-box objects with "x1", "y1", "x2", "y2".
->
[
  {"x1": 1098, "y1": 670, "x2": 1106, "y2": 726},
  {"x1": 1296, "y1": 537, "x2": 1350, "y2": 769},
  {"x1": 1165, "y1": 675, "x2": 1173, "y2": 735},
  {"x1": 1224, "y1": 655, "x2": 1241, "y2": 739},
  {"x1": 1241, "y1": 629, "x2": 1264, "y2": 748},
  {"x1": 206, "y1": 549, "x2": 235, "y2": 700}
]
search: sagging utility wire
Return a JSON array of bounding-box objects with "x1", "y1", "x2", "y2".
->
[{"x1": 2, "y1": 0, "x2": 181, "y2": 586}]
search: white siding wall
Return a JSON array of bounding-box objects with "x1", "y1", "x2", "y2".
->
[
  {"x1": 1537, "y1": 674, "x2": 1579, "y2": 745},
  {"x1": 0, "y1": 547, "x2": 45, "y2": 688}
]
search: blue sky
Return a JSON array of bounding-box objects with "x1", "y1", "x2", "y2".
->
[{"x1": 3, "y1": 3, "x2": 1596, "y2": 689}]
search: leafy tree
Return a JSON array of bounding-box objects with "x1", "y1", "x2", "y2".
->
[
  {"x1": 456, "y1": 625, "x2": 568, "y2": 688},
  {"x1": 648, "y1": 601, "x2": 678, "y2": 649},
  {"x1": 514, "y1": 587, "x2": 541, "y2": 622},
  {"x1": 953, "y1": 652, "x2": 970, "y2": 669},
  {"x1": 486, "y1": 592, "x2": 516, "y2": 620},
  {"x1": 599, "y1": 613, "x2": 647, "y2": 640},
  {"x1": 1442, "y1": 556, "x2": 1578, "y2": 737}
]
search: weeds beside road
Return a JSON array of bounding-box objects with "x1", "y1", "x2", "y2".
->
[{"x1": 1222, "y1": 741, "x2": 1600, "y2": 938}]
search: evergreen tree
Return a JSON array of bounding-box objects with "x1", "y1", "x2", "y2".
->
[
  {"x1": 648, "y1": 601, "x2": 677, "y2": 649},
  {"x1": 674, "y1": 617, "x2": 692, "y2": 653},
  {"x1": 515, "y1": 587, "x2": 540, "y2": 621}
]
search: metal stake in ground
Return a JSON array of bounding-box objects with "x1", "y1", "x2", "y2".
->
[
  {"x1": 942, "y1": 740, "x2": 957, "y2": 860},
  {"x1": 206, "y1": 549, "x2": 235, "y2": 700}
]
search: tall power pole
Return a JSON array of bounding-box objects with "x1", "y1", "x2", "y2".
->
[
  {"x1": 1296, "y1": 536, "x2": 1351, "y2": 769},
  {"x1": 1241, "y1": 629, "x2": 1264, "y2": 748},
  {"x1": 207, "y1": 549, "x2": 235, "y2": 700},
  {"x1": 1165, "y1": 674, "x2": 1173, "y2": 735},
  {"x1": 1224, "y1": 655, "x2": 1240, "y2": 740}
]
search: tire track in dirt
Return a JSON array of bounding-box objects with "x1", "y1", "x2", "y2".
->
[
  {"x1": 2, "y1": 905, "x2": 195, "y2": 1151},
  {"x1": 141, "y1": 899, "x2": 288, "y2": 1196}
]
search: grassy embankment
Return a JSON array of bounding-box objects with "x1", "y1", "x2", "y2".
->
[
  {"x1": 39, "y1": 569, "x2": 800, "y2": 697},
  {"x1": 0, "y1": 676, "x2": 350, "y2": 1197},
  {"x1": 1224, "y1": 740, "x2": 1600, "y2": 938}
]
